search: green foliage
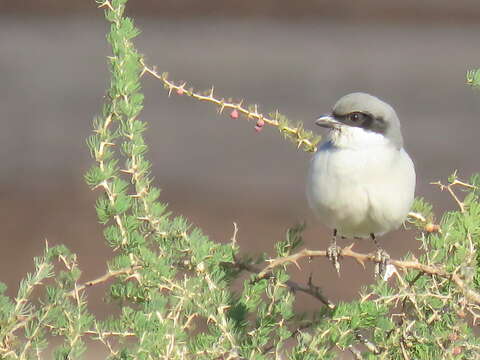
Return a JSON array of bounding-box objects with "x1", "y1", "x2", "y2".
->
[
  {"x1": 270, "y1": 112, "x2": 321, "y2": 152},
  {"x1": 466, "y1": 68, "x2": 480, "y2": 88}
]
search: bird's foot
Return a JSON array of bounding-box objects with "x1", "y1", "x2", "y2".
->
[
  {"x1": 327, "y1": 243, "x2": 342, "y2": 275},
  {"x1": 374, "y1": 248, "x2": 390, "y2": 278}
]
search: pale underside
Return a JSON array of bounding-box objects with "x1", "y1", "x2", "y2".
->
[{"x1": 307, "y1": 127, "x2": 416, "y2": 238}]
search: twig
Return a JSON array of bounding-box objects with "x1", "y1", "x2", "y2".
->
[
  {"x1": 255, "y1": 244, "x2": 480, "y2": 305},
  {"x1": 287, "y1": 278, "x2": 335, "y2": 309},
  {"x1": 407, "y1": 211, "x2": 426, "y2": 223},
  {"x1": 227, "y1": 219, "x2": 332, "y2": 307},
  {"x1": 400, "y1": 338, "x2": 411, "y2": 360},
  {"x1": 407, "y1": 212, "x2": 441, "y2": 233},
  {"x1": 230, "y1": 257, "x2": 334, "y2": 308},
  {"x1": 68, "y1": 266, "x2": 142, "y2": 296},
  {"x1": 84, "y1": 329, "x2": 136, "y2": 338},
  {"x1": 431, "y1": 178, "x2": 477, "y2": 214},
  {"x1": 140, "y1": 60, "x2": 319, "y2": 153}
]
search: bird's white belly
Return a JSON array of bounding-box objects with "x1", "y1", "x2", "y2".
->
[{"x1": 306, "y1": 142, "x2": 415, "y2": 238}]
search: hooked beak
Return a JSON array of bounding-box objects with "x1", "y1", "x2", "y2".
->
[{"x1": 315, "y1": 114, "x2": 342, "y2": 129}]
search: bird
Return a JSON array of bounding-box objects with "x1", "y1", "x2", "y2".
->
[{"x1": 306, "y1": 92, "x2": 416, "y2": 273}]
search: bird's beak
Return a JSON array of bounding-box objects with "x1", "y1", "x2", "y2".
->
[{"x1": 315, "y1": 114, "x2": 342, "y2": 129}]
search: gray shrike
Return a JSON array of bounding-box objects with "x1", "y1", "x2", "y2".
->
[{"x1": 306, "y1": 92, "x2": 415, "y2": 268}]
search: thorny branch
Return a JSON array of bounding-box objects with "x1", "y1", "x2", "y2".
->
[
  {"x1": 140, "y1": 61, "x2": 320, "y2": 153},
  {"x1": 2, "y1": 265, "x2": 142, "y2": 356},
  {"x1": 229, "y1": 223, "x2": 335, "y2": 308},
  {"x1": 68, "y1": 266, "x2": 142, "y2": 297},
  {"x1": 431, "y1": 177, "x2": 477, "y2": 213},
  {"x1": 255, "y1": 243, "x2": 480, "y2": 305},
  {"x1": 230, "y1": 256, "x2": 335, "y2": 308}
]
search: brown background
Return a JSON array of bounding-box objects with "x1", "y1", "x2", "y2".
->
[
  {"x1": 1, "y1": 2, "x2": 480, "y2": 358},
  {"x1": 1, "y1": 1, "x2": 480, "y2": 21}
]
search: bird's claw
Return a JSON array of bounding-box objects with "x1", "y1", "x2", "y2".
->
[
  {"x1": 327, "y1": 243, "x2": 342, "y2": 275},
  {"x1": 374, "y1": 248, "x2": 390, "y2": 277}
]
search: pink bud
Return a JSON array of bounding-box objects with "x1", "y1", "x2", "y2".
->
[
  {"x1": 176, "y1": 88, "x2": 184, "y2": 95},
  {"x1": 256, "y1": 119, "x2": 265, "y2": 128},
  {"x1": 254, "y1": 125, "x2": 263, "y2": 133},
  {"x1": 452, "y1": 347, "x2": 462, "y2": 355},
  {"x1": 230, "y1": 109, "x2": 239, "y2": 119}
]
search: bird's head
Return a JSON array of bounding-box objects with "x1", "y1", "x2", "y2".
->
[{"x1": 315, "y1": 92, "x2": 403, "y2": 149}]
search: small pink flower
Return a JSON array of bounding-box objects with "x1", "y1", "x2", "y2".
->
[
  {"x1": 256, "y1": 119, "x2": 265, "y2": 128},
  {"x1": 176, "y1": 87, "x2": 184, "y2": 95},
  {"x1": 230, "y1": 109, "x2": 239, "y2": 119},
  {"x1": 254, "y1": 125, "x2": 263, "y2": 133}
]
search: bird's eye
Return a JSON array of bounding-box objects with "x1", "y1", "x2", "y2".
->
[{"x1": 349, "y1": 113, "x2": 361, "y2": 122}]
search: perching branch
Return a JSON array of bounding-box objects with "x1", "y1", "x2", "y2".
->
[{"x1": 256, "y1": 244, "x2": 480, "y2": 305}]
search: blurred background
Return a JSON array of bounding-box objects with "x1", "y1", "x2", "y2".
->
[{"x1": 1, "y1": 1, "x2": 480, "y2": 357}]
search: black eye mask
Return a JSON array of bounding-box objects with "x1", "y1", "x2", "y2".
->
[{"x1": 333, "y1": 111, "x2": 388, "y2": 135}]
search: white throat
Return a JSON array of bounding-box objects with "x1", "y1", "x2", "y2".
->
[{"x1": 328, "y1": 126, "x2": 392, "y2": 150}]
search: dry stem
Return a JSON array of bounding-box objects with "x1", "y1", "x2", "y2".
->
[{"x1": 431, "y1": 178, "x2": 477, "y2": 213}]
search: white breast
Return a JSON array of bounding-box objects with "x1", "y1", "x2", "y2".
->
[{"x1": 306, "y1": 128, "x2": 416, "y2": 238}]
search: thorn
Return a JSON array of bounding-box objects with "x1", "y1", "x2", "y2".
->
[
  {"x1": 126, "y1": 273, "x2": 142, "y2": 284},
  {"x1": 292, "y1": 259, "x2": 301, "y2": 270},
  {"x1": 344, "y1": 243, "x2": 365, "y2": 268},
  {"x1": 91, "y1": 183, "x2": 105, "y2": 191},
  {"x1": 354, "y1": 257, "x2": 366, "y2": 269},
  {"x1": 218, "y1": 100, "x2": 225, "y2": 114},
  {"x1": 231, "y1": 222, "x2": 238, "y2": 245},
  {"x1": 344, "y1": 243, "x2": 355, "y2": 252}
]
